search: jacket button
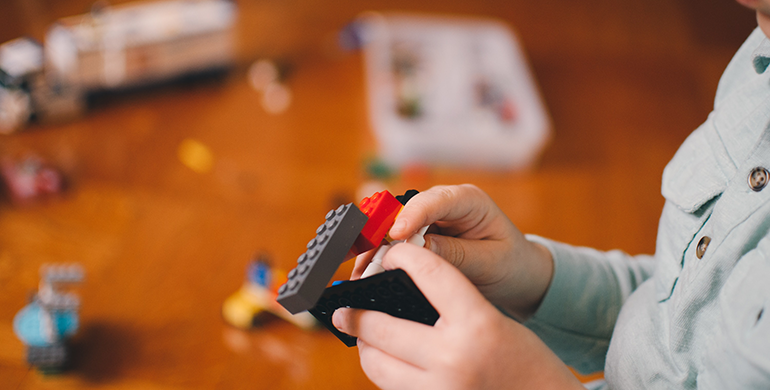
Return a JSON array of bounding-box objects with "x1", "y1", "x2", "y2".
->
[
  {"x1": 748, "y1": 167, "x2": 769, "y2": 192},
  {"x1": 696, "y1": 236, "x2": 711, "y2": 259}
]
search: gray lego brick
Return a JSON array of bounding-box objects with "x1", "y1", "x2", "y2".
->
[{"x1": 277, "y1": 203, "x2": 368, "y2": 314}]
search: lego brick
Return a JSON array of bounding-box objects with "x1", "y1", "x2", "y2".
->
[
  {"x1": 309, "y1": 269, "x2": 439, "y2": 347},
  {"x1": 395, "y1": 189, "x2": 419, "y2": 205},
  {"x1": 26, "y1": 344, "x2": 67, "y2": 368},
  {"x1": 384, "y1": 189, "x2": 420, "y2": 242},
  {"x1": 42, "y1": 264, "x2": 84, "y2": 284},
  {"x1": 351, "y1": 190, "x2": 403, "y2": 256},
  {"x1": 277, "y1": 203, "x2": 368, "y2": 314}
]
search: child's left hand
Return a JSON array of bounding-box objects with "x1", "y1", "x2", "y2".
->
[{"x1": 332, "y1": 243, "x2": 583, "y2": 390}]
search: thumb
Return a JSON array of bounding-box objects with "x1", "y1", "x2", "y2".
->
[{"x1": 425, "y1": 234, "x2": 509, "y2": 285}]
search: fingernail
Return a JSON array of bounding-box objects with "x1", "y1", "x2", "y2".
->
[
  {"x1": 332, "y1": 308, "x2": 347, "y2": 331},
  {"x1": 391, "y1": 219, "x2": 407, "y2": 234}
]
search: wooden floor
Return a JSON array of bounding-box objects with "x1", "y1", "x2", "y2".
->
[{"x1": 0, "y1": 0, "x2": 758, "y2": 389}]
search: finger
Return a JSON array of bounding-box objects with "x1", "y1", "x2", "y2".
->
[
  {"x1": 425, "y1": 224, "x2": 441, "y2": 236},
  {"x1": 382, "y1": 243, "x2": 494, "y2": 321},
  {"x1": 351, "y1": 249, "x2": 377, "y2": 280},
  {"x1": 352, "y1": 237, "x2": 392, "y2": 279},
  {"x1": 333, "y1": 307, "x2": 437, "y2": 369},
  {"x1": 424, "y1": 234, "x2": 510, "y2": 285},
  {"x1": 389, "y1": 184, "x2": 494, "y2": 240},
  {"x1": 357, "y1": 339, "x2": 430, "y2": 390}
]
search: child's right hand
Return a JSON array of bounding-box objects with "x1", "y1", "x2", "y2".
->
[
  {"x1": 353, "y1": 184, "x2": 554, "y2": 320},
  {"x1": 336, "y1": 243, "x2": 583, "y2": 390}
]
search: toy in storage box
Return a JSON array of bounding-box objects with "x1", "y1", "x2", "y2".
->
[{"x1": 355, "y1": 13, "x2": 550, "y2": 170}]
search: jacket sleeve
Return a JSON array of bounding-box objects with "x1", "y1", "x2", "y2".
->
[{"x1": 522, "y1": 234, "x2": 656, "y2": 375}]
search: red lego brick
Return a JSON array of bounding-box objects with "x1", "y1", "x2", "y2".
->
[{"x1": 351, "y1": 190, "x2": 402, "y2": 256}]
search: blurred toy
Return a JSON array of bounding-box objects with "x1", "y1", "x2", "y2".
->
[
  {"x1": 390, "y1": 42, "x2": 423, "y2": 119},
  {"x1": 178, "y1": 138, "x2": 214, "y2": 174},
  {"x1": 0, "y1": 38, "x2": 43, "y2": 133},
  {"x1": 13, "y1": 264, "x2": 84, "y2": 373},
  {"x1": 222, "y1": 254, "x2": 317, "y2": 330},
  {"x1": 248, "y1": 59, "x2": 292, "y2": 115},
  {"x1": 476, "y1": 77, "x2": 518, "y2": 124},
  {"x1": 0, "y1": 155, "x2": 65, "y2": 204},
  {"x1": 345, "y1": 13, "x2": 550, "y2": 170},
  {"x1": 0, "y1": 0, "x2": 237, "y2": 133}
]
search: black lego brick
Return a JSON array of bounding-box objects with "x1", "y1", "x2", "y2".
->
[
  {"x1": 277, "y1": 203, "x2": 368, "y2": 314},
  {"x1": 309, "y1": 269, "x2": 440, "y2": 347},
  {"x1": 395, "y1": 189, "x2": 419, "y2": 205}
]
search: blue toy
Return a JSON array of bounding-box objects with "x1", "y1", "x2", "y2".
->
[{"x1": 13, "y1": 264, "x2": 84, "y2": 373}]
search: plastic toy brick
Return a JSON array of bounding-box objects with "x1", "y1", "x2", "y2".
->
[
  {"x1": 26, "y1": 345, "x2": 67, "y2": 370},
  {"x1": 309, "y1": 269, "x2": 439, "y2": 347},
  {"x1": 396, "y1": 189, "x2": 419, "y2": 205},
  {"x1": 277, "y1": 203, "x2": 368, "y2": 314},
  {"x1": 351, "y1": 190, "x2": 403, "y2": 255}
]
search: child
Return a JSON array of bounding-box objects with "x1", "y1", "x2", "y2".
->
[{"x1": 332, "y1": 1, "x2": 770, "y2": 389}]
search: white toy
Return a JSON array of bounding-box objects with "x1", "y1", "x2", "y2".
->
[{"x1": 354, "y1": 13, "x2": 551, "y2": 170}]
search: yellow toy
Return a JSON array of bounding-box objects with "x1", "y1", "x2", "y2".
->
[{"x1": 222, "y1": 255, "x2": 316, "y2": 330}]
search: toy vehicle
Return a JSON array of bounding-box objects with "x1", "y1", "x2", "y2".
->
[
  {"x1": 222, "y1": 255, "x2": 317, "y2": 330},
  {"x1": 0, "y1": 0, "x2": 236, "y2": 133},
  {"x1": 13, "y1": 264, "x2": 84, "y2": 373}
]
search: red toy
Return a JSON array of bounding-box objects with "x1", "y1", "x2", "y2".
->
[
  {"x1": 351, "y1": 190, "x2": 403, "y2": 255},
  {"x1": 0, "y1": 155, "x2": 64, "y2": 203}
]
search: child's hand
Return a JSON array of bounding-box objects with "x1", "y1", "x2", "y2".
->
[
  {"x1": 353, "y1": 184, "x2": 553, "y2": 319},
  {"x1": 335, "y1": 244, "x2": 582, "y2": 390}
]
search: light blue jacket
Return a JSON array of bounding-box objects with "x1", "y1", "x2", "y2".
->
[{"x1": 525, "y1": 27, "x2": 770, "y2": 389}]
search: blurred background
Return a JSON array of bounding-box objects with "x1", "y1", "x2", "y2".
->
[{"x1": 0, "y1": 0, "x2": 757, "y2": 389}]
